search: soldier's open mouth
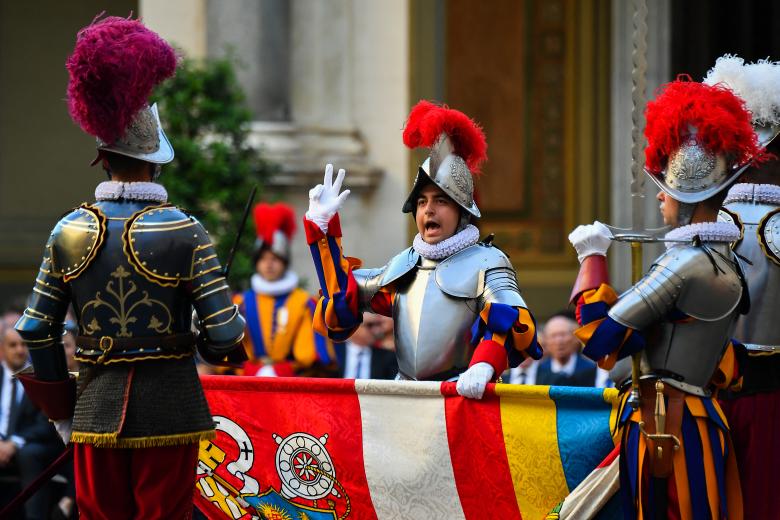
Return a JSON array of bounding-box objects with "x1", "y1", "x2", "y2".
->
[{"x1": 425, "y1": 222, "x2": 440, "y2": 230}]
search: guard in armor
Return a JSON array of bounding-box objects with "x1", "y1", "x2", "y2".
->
[
  {"x1": 303, "y1": 101, "x2": 542, "y2": 398},
  {"x1": 569, "y1": 79, "x2": 763, "y2": 519},
  {"x1": 13, "y1": 17, "x2": 245, "y2": 518},
  {"x1": 704, "y1": 55, "x2": 780, "y2": 518},
  {"x1": 234, "y1": 203, "x2": 334, "y2": 377}
]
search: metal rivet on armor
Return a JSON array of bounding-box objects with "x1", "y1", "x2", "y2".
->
[
  {"x1": 165, "y1": 272, "x2": 169, "y2": 276},
  {"x1": 81, "y1": 256, "x2": 86, "y2": 260},
  {"x1": 156, "y1": 347, "x2": 161, "y2": 351},
  {"x1": 142, "y1": 262, "x2": 147, "y2": 266},
  {"x1": 139, "y1": 348, "x2": 144, "y2": 352},
  {"x1": 153, "y1": 269, "x2": 157, "y2": 273}
]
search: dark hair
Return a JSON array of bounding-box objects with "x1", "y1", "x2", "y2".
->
[{"x1": 103, "y1": 151, "x2": 151, "y2": 176}]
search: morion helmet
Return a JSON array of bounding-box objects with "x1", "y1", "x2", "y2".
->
[
  {"x1": 66, "y1": 16, "x2": 177, "y2": 166},
  {"x1": 253, "y1": 203, "x2": 297, "y2": 263},
  {"x1": 401, "y1": 101, "x2": 487, "y2": 218},
  {"x1": 644, "y1": 78, "x2": 764, "y2": 204}
]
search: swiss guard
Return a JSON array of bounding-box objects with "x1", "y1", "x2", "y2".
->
[
  {"x1": 704, "y1": 55, "x2": 780, "y2": 519},
  {"x1": 13, "y1": 16, "x2": 246, "y2": 518},
  {"x1": 233, "y1": 203, "x2": 334, "y2": 377},
  {"x1": 303, "y1": 101, "x2": 542, "y2": 398},
  {"x1": 568, "y1": 78, "x2": 764, "y2": 519}
]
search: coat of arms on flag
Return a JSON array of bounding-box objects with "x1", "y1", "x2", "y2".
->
[{"x1": 194, "y1": 376, "x2": 620, "y2": 520}]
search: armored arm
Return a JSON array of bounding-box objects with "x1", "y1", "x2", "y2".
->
[
  {"x1": 14, "y1": 212, "x2": 95, "y2": 420},
  {"x1": 184, "y1": 221, "x2": 246, "y2": 358},
  {"x1": 15, "y1": 234, "x2": 71, "y2": 381},
  {"x1": 439, "y1": 244, "x2": 542, "y2": 377},
  {"x1": 574, "y1": 250, "x2": 704, "y2": 370}
]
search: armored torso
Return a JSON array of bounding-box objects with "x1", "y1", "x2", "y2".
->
[
  {"x1": 720, "y1": 187, "x2": 780, "y2": 349},
  {"x1": 609, "y1": 243, "x2": 744, "y2": 396},
  {"x1": 354, "y1": 243, "x2": 526, "y2": 380}
]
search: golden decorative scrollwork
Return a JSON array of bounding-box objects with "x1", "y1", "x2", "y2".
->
[{"x1": 81, "y1": 265, "x2": 173, "y2": 337}]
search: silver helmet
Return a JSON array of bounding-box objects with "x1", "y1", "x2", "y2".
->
[
  {"x1": 93, "y1": 104, "x2": 174, "y2": 165},
  {"x1": 646, "y1": 129, "x2": 750, "y2": 205},
  {"x1": 402, "y1": 132, "x2": 481, "y2": 218}
]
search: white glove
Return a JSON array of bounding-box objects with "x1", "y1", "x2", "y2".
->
[
  {"x1": 256, "y1": 364, "x2": 278, "y2": 377},
  {"x1": 54, "y1": 419, "x2": 72, "y2": 445},
  {"x1": 568, "y1": 220, "x2": 613, "y2": 263},
  {"x1": 306, "y1": 164, "x2": 351, "y2": 233},
  {"x1": 456, "y1": 362, "x2": 495, "y2": 399}
]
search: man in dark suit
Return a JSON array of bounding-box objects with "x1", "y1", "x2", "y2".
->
[
  {"x1": 334, "y1": 314, "x2": 398, "y2": 380},
  {"x1": 536, "y1": 311, "x2": 607, "y2": 387},
  {"x1": 0, "y1": 326, "x2": 63, "y2": 519}
]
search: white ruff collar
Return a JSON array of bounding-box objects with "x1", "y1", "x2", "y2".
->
[
  {"x1": 95, "y1": 181, "x2": 168, "y2": 203},
  {"x1": 251, "y1": 271, "x2": 299, "y2": 296},
  {"x1": 664, "y1": 221, "x2": 741, "y2": 249},
  {"x1": 723, "y1": 183, "x2": 780, "y2": 205},
  {"x1": 412, "y1": 224, "x2": 480, "y2": 260}
]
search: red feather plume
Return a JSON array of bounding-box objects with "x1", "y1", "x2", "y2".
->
[
  {"x1": 66, "y1": 15, "x2": 177, "y2": 144},
  {"x1": 644, "y1": 77, "x2": 764, "y2": 173},
  {"x1": 402, "y1": 100, "x2": 488, "y2": 174},
  {"x1": 253, "y1": 203, "x2": 297, "y2": 244}
]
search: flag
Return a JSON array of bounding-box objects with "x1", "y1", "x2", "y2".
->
[{"x1": 194, "y1": 376, "x2": 619, "y2": 520}]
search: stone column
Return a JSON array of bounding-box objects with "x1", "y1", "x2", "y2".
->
[
  {"x1": 140, "y1": 0, "x2": 208, "y2": 59},
  {"x1": 610, "y1": 0, "x2": 671, "y2": 290}
]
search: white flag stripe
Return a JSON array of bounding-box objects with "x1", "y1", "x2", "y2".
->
[{"x1": 358, "y1": 391, "x2": 466, "y2": 520}]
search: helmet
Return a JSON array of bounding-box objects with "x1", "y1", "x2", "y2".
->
[
  {"x1": 253, "y1": 203, "x2": 297, "y2": 262},
  {"x1": 401, "y1": 101, "x2": 487, "y2": 218},
  {"x1": 66, "y1": 16, "x2": 177, "y2": 166},
  {"x1": 644, "y1": 78, "x2": 764, "y2": 205}
]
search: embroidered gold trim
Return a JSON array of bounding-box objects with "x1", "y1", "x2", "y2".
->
[
  {"x1": 194, "y1": 284, "x2": 229, "y2": 301},
  {"x1": 204, "y1": 307, "x2": 240, "y2": 329},
  {"x1": 80, "y1": 265, "x2": 173, "y2": 337},
  {"x1": 74, "y1": 351, "x2": 193, "y2": 365},
  {"x1": 202, "y1": 306, "x2": 235, "y2": 322},
  {"x1": 192, "y1": 265, "x2": 221, "y2": 279},
  {"x1": 131, "y1": 221, "x2": 197, "y2": 233},
  {"x1": 70, "y1": 429, "x2": 215, "y2": 448},
  {"x1": 192, "y1": 277, "x2": 226, "y2": 294},
  {"x1": 32, "y1": 287, "x2": 63, "y2": 302},
  {"x1": 61, "y1": 204, "x2": 108, "y2": 283},
  {"x1": 122, "y1": 203, "x2": 183, "y2": 287},
  {"x1": 35, "y1": 278, "x2": 65, "y2": 295}
]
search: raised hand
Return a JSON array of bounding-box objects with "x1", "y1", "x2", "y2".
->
[
  {"x1": 306, "y1": 164, "x2": 351, "y2": 233},
  {"x1": 568, "y1": 220, "x2": 613, "y2": 263}
]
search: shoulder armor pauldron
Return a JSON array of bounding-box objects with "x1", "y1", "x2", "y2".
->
[
  {"x1": 50, "y1": 204, "x2": 107, "y2": 282},
  {"x1": 717, "y1": 208, "x2": 744, "y2": 247},
  {"x1": 435, "y1": 243, "x2": 525, "y2": 306},
  {"x1": 660, "y1": 245, "x2": 742, "y2": 321},
  {"x1": 123, "y1": 205, "x2": 220, "y2": 288},
  {"x1": 378, "y1": 247, "x2": 420, "y2": 287},
  {"x1": 758, "y1": 208, "x2": 780, "y2": 267}
]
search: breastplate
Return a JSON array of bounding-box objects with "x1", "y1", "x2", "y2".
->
[
  {"x1": 68, "y1": 201, "x2": 192, "y2": 341},
  {"x1": 392, "y1": 258, "x2": 475, "y2": 379},
  {"x1": 726, "y1": 200, "x2": 780, "y2": 346},
  {"x1": 642, "y1": 315, "x2": 737, "y2": 395}
]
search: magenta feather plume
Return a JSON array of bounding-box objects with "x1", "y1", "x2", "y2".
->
[{"x1": 66, "y1": 16, "x2": 177, "y2": 144}]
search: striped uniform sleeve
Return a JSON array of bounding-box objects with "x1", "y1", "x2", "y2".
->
[
  {"x1": 469, "y1": 303, "x2": 543, "y2": 378},
  {"x1": 304, "y1": 214, "x2": 363, "y2": 341},
  {"x1": 574, "y1": 283, "x2": 646, "y2": 370},
  {"x1": 711, "y1": 339, "x2": 746, "y2": 392}
]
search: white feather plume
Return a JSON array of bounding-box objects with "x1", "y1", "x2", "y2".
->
[{"x1": 704, "y1": 54, "x2": 780, "y2": 127}]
